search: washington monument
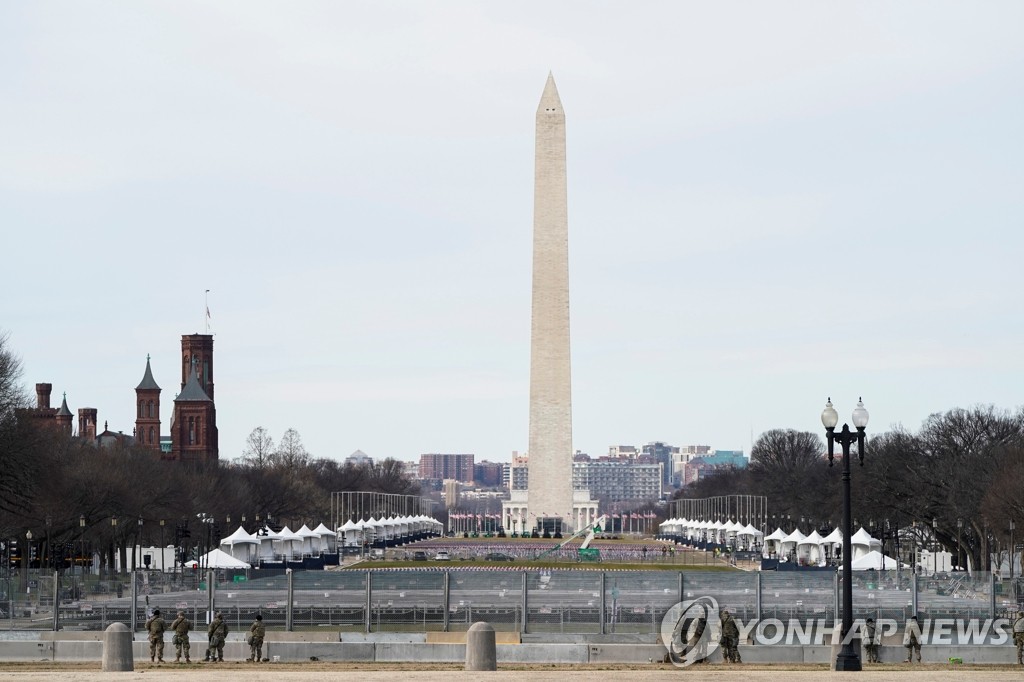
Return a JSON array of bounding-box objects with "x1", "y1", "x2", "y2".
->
[{"x1": 527, "y1": 73, "x2": 574, "y2": 532}]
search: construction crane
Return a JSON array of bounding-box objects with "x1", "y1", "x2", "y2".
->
[{"x1": 534, "y1": 515, "x2": 608, "y2": 563}]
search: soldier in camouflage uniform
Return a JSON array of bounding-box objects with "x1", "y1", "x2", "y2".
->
[
  {"x1": 1012, "y1": 612, "x2": 1024, "y2": 665},
  {"x1": 719, "y1": 609, "x2": 741, "y2": 663},
  {"x1": 207, "y1": 611, "x2": 228, "y2": 662},
  {"x1": 864, "y1": 618, "x2": 879, "y2": 663},
  {"x1": 247, "y1": 614, "x2": 266, "y2": 663},
  {"x1": 144, "y1": 609, "x2": 166, "y2": 663},
  {"x1": 903, "y1": 615, "x2": 922, "y2": 663},
  {"x1": 169, "y1": 610, "x2": 192, "y2": 663}
]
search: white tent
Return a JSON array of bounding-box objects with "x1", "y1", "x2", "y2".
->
[
  {"x1": 821, "y1": 528, "x2": 843, "y2": 545},
  {"x1": 798, "y1": 530, "x2": 826, "y2": 565},
  {"x1": 296, "y1": 524, "x2": 320, "y2": 556},
  {"x1": 851, "y1": 527, "x2": 881, "y2": 560},
  {"x1": 848, "y1": 550, "x2": 902, "y2": 571},
  {"x1": 198, "y1": 547, "x2": 251, "y2": 569},
  {"x1": 219, "y1": 526, "x2": 258, "y2": 563},
  {"x1": 763, "y1": 527, "x2": 787, "y2": 557},
  {"x1": 780, "y1": 529, "x2": 806, "y2": 559},
  {"x1": 312, "y1": 522, "x2": 337, "y2": 552},
  {"x1": 339, "y1": 519, "x2": 360, "y2": 547},
  {"x1": 256, "y1": 526, "x2": 283, "y2": 560},
  {"x1": 276, "y1": 526, "x2": 304, "y2": 559}
]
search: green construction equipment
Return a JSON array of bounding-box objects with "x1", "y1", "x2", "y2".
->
[{"x1": 534, "y1": 515, "x2": 608, "y2": 563}]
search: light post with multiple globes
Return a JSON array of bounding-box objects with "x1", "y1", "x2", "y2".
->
[{"x1": 821, "y1": 396, "x2": 869, "y2": 672}]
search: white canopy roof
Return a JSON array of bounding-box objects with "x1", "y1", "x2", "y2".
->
[
  {"x1": 851, "y1": 527, "x2": 877, "y2": 546},
  {"x1": 277, "y1": 526, "x2": 304, "y2": 541},
  {"x1": 782, "y1": 529, "x2": 807, "y2": 544},
  {"x1": 821, "y1": 528, "x2": 843, "y2": 544},
  {"x1": 198, "y1": 547, "x2": 251, "y2": 569},
  {"x1": 848, "y1": 550, "x2": 902, "y2": 570},
  {"x1": 221, "y1": 526, "x2": 258, "y2": 545},
  {"x1": 765, "y1": 527, "x2": 788, "y2": 542},
  {"x1": 800, "y1": 530, "x2": 825, "y2": 546},
  {"x1": 741, "y1": 523, "x2": 763, "y2": 537},
  {"x1": 296, "y1": 524, "x2": 319, "y2": 538},
  {"x1": 313, "y1": 522, "x2": 337, "y2": 537},
  {"x1": 339, "y1": 519, "x2": 358, "y2": 531}
]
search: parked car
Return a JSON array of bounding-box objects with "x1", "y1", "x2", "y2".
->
[
  {"x1": 412, "y1": 550, "x2": 428, "y2": 561},
  {"x1": 434, "y1": 551, "x2": 450, "y2": 561},
  {"x1": 484, "y1": 552, "x2": 514, "y2": 562}
]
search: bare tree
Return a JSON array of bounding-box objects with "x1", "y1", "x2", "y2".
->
[
  {"x1": 274, "y1": 428, "x2": 310, "y2": 469},
  {"x1": 0, "y1": 331, "x2": 27, "y2": 420},
  {"x1": 0, "y1": 332, "x2": 44, "y2": 517},
  {"x1": 240, "y1": 426, "x2": 275, "y2": 470}
]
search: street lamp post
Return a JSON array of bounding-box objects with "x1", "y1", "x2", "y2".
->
[
  {"x1": 136, "y1": 517, "x2": 143, "y2": 572},
  {"x1": 110, "y1": 517, "x2": 118, "y2": 576},
  {"x1": 1010, "y1": 520, "x2": 1016, "y2": 581},
  {"x1": 821, "y1": 396, "x2": 870, "y2": 672},
  {"x1": 78, "y1": 516, "x2": 86, "y2": 598},
  {"x1": 892, "y1": 519, "x2": 902, "y2": 588},
  {"x1": 44, "y1": 516, "x2": 52, "y2": 575},
  {"x1": 933, "y1": 519, "x2": 938, "y2": 576},
  {"x1": 25, "y1": 530, "x2": 33, "y2": 590},
  {"x1": 956, "y1": 519, "x2": 962, "y2": 574}
]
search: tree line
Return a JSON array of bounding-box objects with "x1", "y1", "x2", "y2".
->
[
  {"x1": 676, "y1": 406, "x2": 1024, "y2": 573},
  {"x1": 0, "y1": 332, "x2": 418, "y2": 571}
]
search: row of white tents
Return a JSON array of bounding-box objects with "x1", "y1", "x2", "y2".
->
[
  {"x1": 197, "y1": 516, "x2": 444, "y2": 568},
  {"x1": 659, "y1": 518, "x2": 765, "y2": 549},
  {"x1": 659, "y1": 518, "x2": 906, "y2": 569}
]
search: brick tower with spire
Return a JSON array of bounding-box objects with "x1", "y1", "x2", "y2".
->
[
  {"x1": 135, "y1": 354, "x2": 161, "y2": 450},
  {"x1": 169, "y1": 334, "x2": 218, "y2": 463}
]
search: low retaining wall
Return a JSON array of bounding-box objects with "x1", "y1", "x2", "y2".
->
[{"x1": 0, "y1": 636, "x2": 1018, "y2": 665}]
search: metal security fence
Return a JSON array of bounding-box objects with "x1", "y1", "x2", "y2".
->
[
  {"x1": 762, "y1": 571, "x2": 835, "y2": 623},
  {"x1": 449, "y1": 570, "x2": 521, "y2": 632},
  {"x1": 1, "y1": 567, "x2": 1012, "y2": 633}
]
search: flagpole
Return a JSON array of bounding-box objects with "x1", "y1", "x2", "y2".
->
[{"x1": 204, "y1": 289, "x2": 210, "y2": 334}]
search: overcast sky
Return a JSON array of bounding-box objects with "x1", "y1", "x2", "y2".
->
[{"x1": 3, "y1": 2, "x2": 1022, "y2": 464}]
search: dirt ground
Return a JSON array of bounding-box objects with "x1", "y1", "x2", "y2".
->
[{"x1": 2, "y1": 661, "x2": 1024, "y2": 681}]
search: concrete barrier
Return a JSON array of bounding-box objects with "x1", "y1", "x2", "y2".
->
[
  {"x1": 101, "y1": 623, "x2": 133, "y2": 672},
  {"x1": 0, "y1": 641, "x2": 53, "y2": 661},
  {"x1": 376, "y1": 643, "x2": 464, "y2": 663},
  {"x1": 0, "y1": 634, "x2": 1019, "y2": 665},
  {"x1": 266, "y1": 642, "x2": 374, "y2": 662},
  {"x1": 497, "y1": 644, "x2": 589, "y2": 664},
  {"x1": 465, "y1": 622, "x2": 496, "y2": 671},
  {"x1": 428, "y1": 631, "x2": 520, "y2": 645}
]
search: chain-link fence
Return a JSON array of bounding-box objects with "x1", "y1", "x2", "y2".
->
[{"x1": 0, "y1": 567, "x2": 1012, "y2": 634}]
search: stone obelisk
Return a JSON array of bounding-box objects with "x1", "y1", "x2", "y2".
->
[{"x1": 527, "y1": 73, "x2": 574, "y2": 533}]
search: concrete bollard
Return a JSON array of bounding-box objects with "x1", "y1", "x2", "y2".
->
[
  {"x1": 101, "y1": 622, "x2": 135, "y2": 672},
  {"x1": 465, "y1": 621, "x2": 497, "y2": 671}
]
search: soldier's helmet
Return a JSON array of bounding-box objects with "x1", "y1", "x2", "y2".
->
[
  {"x1": 255, "y1": 615, "x2": 263, "y2": 621},
  {"x1": 153, "y1": 609, "x2": 160, "y2": 616},
  {"x1": 215, "y1": 612, "x2": 222, "y2": 618},
  {"x1": 177, "y1": 610, "x2": 185, "y2": 617}
]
